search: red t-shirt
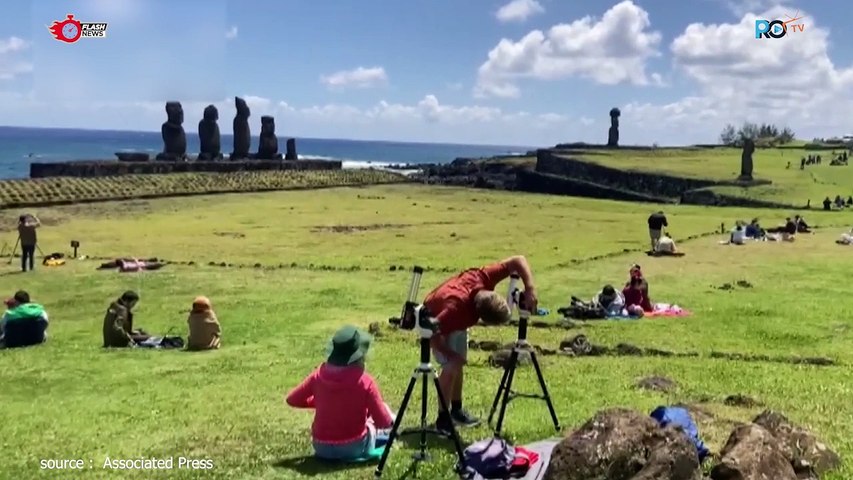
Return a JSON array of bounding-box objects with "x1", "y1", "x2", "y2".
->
[{"x1": 423, "y1": 262, "x2": 511, "y2": 334}]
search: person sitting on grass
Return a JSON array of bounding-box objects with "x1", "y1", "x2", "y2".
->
[
  {"x1": 794, "y1": 215, "x2": 811, "y2": 233},
  {"x1": 424, "y1": 255, "x2": 537, "y2": 434},
  {"x1": 186, "y1": 296, "x2": 221, "y2": 351},
  {"x1": 286, "y1": 325, "x2": 395, "y2": 462},
  {"x1": 729, "y1": 223, "x2": 746, "y2": 245},
  {"x1": 623, "y1": 276, "x2": 653, "y2": 313},
  {"x1": 745, "y1": 218, "x2": 765, "y2": 239},
  {"x1": 782, "y1": 218, "x2": 797, "y2": 241},
  {"x1": 592, "y1": 284, "x2": 643, "y2": 317},
  {"x1": 0, "y1": 290, "x2": 49, "y2": 348},
  {"x1": 837, "y1": 228, "x2": 853, "y2": 245},
  {"x1": 654, "y1": 232, "x2": 678, "y2": 254},
  {"x1": 102, "y1": 290, "x2": 149, "y2": 348}
]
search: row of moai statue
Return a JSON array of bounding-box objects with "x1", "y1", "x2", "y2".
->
[{"x1": 156, "y1": 97, "x2": 298, "y2": 161}]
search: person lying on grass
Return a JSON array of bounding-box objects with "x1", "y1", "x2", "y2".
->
[
  {"x1": 423, "y1": 255, "x2": 538, "y2": 434},
  {"x1": 623, "y1": 276, "x2": 653, "y2": 313},
  {"x1": 0, "y1": 290, "x2": 49, "y2": 348},
  {"x1": 186, "y1": 296, "x2": 221, "y2": 351},
  {"x1": 286, "y1": 325, "x2": 395, "y2": 462},
  {"x1": 593, "y1": 285, "x2": 644, "y2": 318},
  {"x1": 102, "y1": 290, "x2": 150, "y2": 348}
]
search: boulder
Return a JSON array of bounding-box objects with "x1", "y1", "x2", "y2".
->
[
  {"x1": 543, "y1": 408, "x2": 702, "y2": 480},
  {"x1": 710, "y1": 423, "x2": 797, "y2": 480},
  {"x1": 752, "y1": 410, "x2": 841, "y2": 477}
]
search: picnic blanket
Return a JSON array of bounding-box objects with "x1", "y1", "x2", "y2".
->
[
  {"x1": 646, "y1": 303, "x2": 691, "y2": 317},
  {"x1": 472, "y1": 439, "x2": 558, "y2": 480}
]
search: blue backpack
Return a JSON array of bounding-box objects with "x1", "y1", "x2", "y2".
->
[
  {"x1": 463, "y1": 437, "x2": 515, "y2": 478},
  {"x1": 650, "y1": 406, "x2": 710, "y2": 461}
]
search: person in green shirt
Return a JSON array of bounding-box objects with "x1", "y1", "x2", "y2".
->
[{"x1": 0, "y1": 290, "x2": 49, "y2": 348}]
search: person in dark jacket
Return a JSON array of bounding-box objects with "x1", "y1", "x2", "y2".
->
[
  {"x1": 647, "y1": 211, "x2": 668, "y2": 251},
  {"x1": 17, "y1": 214, "x2": 40, "y2": 272},
  {"x1": 102, "y1": 291, "x2": 149, "y2": 348}
]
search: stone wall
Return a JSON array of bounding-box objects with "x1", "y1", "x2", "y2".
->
[
  {"x1": 536, "y1": 149, "x2": 718, "y2": 198},
  {"x1": 516, "y1": 170, "x2": 674, "y2": 204},
  {"x1": 680, "y1": 188, "x2": 800, "y2": 209},
  {"x1": 29, "y1": 159, "x2": 341, "y2": 178}
]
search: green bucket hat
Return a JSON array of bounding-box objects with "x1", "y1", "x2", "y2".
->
[{"x1": 327, "y1": 325, "x2": 372, "y2": 366}]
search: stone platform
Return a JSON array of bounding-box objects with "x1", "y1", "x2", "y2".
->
[{"x1": 29, "y1": 159, "x2": 341, "y2": 178}]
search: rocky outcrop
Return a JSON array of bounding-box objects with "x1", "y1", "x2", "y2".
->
[
  {"x1": 543, "y1": 408, "x2": 840, "y2": 480},
  {"x1": 517, "y1": 170, "x2": 674, "y2": 203},
  {"x1": 29, "y1": 159, "x2": 341, "y2": 178},
  {"x1": 536, "y1": 149, "x2": 718, "y2": 198},
  {"x1": 544, "y1": 408, "x2": 702, "y2": 480},
  {"x1": 156, "y1": 101, "x2": 187, "y2": 161}
]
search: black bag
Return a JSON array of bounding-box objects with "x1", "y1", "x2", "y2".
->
[
  {"x1": 558, "y1": 297, "x2": 606, "y2": 320},
  {"x1": 159, "y1": 336, "x2": 184, "y2": 349}
]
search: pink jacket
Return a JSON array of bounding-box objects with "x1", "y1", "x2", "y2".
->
[{"x1": 286, "y1": 363, "x2": 393, "y2": 445}]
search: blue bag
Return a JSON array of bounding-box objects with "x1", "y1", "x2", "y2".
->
[
  {"x1": 463, "y1": 437, "x2": 515, "y2": 478},
  {"x1": 650, "y1": 406, "x2": 710, "y2": 461}
]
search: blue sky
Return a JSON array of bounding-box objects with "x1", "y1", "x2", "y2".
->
[{"x1": 0, "y1": 0, "x2": 851, "y2": 145}]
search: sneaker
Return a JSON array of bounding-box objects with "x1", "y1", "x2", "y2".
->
[
  {"x1": 435, "y1": 415, "x2": 455, "y2": 436},
  {"x1": 451, "y1": 409, "x2": 481, "y2": 427}
]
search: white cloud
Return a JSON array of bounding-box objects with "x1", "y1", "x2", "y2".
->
[
  {"x1": 622, "y1": 5, "x2": 853, "y2": 143},
  {"x1": 475, "y1": 0, "x2": 663, "y2": 98},
  {"x1": 0, "y1": 37, "x2": 32, "y2": 81},
  {"x1": 225, "y1": 26, "x2": 238, "y2": 40},
  {"x1": 0, "y1": 92, "x2": 592, "y2": 146},
  {"x1": 495, "y1": 0, "x2": 545, "y2": 23},
  {"x1": 320, "y1": 66, "x2": 388, "y2": 90}
]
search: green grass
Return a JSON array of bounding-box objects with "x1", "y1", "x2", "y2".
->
[
  {"x1": 1, "y1": 184, "x2": 852, "y2": 479},
  {"x1": 573, "y1": 148, "x2": 853, "y2": 205}
]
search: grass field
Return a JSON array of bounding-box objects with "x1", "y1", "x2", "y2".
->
[
  {"x1": 575, "y1": 148, "x2": 853, "y2": 205},
  {"x1": 1, "y1": 184, "x2": 852, "y2": 479}
]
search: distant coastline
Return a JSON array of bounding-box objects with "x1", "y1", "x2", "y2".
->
[{"x1": 0, "y1": 126, "x2": 534, "y2": 179}]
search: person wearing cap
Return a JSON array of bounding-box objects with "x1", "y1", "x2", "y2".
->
[
  {"x1": 424, "y1": 255, "x2": 537, "y2": 433},
  {"x1": 0, "y1": 290, "x2": 49, "y2": 348},
  {"x1": 286, "y1": 325, "x2": 394, "y2": 461},
  {"x1": 186, "y1": 296, "x2": 221, "y2": 351},
  {"x1": 102, "y1": 291, "x2": 149, "y2": 348}
]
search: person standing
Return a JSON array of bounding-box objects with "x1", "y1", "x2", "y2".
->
[
  {"x1": 17, "y1": 214, "x2": 40, "y2": 272},
  {"x1": 647, "y1": 211, "x2": 668, "y2": 251}
]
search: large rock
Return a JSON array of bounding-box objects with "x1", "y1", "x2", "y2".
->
[
  {"x1": 710, "y1": 423, "x2": 797, "y2": 480},
  {"x1": 752, "y1": 410, "x2": 841, "y2": 477},
  {"x1": 543, "y1": 408, "x2": 702, "y2": 480}
]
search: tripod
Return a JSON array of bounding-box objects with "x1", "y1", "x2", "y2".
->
[
  {"x1": 487, "y1": 274, "x2": 561, "y2": 438},
  {"x1": 3, "y1": 237, "x2": 44, "y2": 265},
  {"x1": 375, "y1": 267, "x2": 471, "y2": 479}
]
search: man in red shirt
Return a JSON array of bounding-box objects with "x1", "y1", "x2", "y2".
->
[{"x1": 423, "y1": 255, "x2": 538, "y2": 432}]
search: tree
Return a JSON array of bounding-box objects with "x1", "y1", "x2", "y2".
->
[{"x1": 719, "y1": 124, "x2": 737, "y2": 145}]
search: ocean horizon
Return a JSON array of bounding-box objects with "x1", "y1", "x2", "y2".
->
[{"x1": 0, "y1": 126, "x2": 536, "y2": 180}]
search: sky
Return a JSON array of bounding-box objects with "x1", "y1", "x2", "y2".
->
[{"x1": 0, "y1": 0, "x2": 851, "y2": 146}]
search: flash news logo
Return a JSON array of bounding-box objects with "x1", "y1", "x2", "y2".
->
[{"x1": 48, "y1": 14, "x2": 108, "y2": 43}]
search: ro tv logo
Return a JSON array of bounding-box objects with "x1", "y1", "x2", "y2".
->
[{"x1": 755, "y1": 11, "x2": 805, "y2": 39}]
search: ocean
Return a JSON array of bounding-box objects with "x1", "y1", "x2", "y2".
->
[{"x1": 0, "y1": 126, "x2": 535, "y2": 179}]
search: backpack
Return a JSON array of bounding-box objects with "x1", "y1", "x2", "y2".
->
[
  {"x1": 464, "y1": 438, "x2": 515, "y2": 478},
  {"x1": 558, "y1": 297, "x2": 606, "y2": 320}
]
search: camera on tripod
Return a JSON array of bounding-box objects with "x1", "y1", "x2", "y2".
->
[
  {"x1": 506, "y1": 274, "x2": 530, "y2": 315},
  {"x1": 388, "y1": 266, "x2": 438, "y2": 336}
]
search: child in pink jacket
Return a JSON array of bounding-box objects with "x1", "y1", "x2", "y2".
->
[{"x1": 286, "y1": 325, "x2": 395, "y2": 461}]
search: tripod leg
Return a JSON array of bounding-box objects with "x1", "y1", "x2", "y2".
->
[
  {"x1": 529, "y1": 351, "x2": 561, "y2": 431},
  {"x1": 487, "y1": 361, "x2": 512, "y2": 426},
  {"x1": 493, "y1": 349, "x2": 519, "y2": 437},
  {"x1": 414, "y1": 370, "x2": 429, "y2": 460},
  {"x1": 432, "y1": 375, "x2": 470, "y2": 477},
  {"x1": 375, "y1": 373, "x2": 419, "y2": 479},
  {"x1": 7, "y1": 238, "x2": 18, "y2": 265}
]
